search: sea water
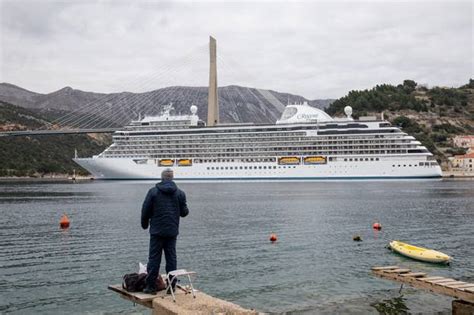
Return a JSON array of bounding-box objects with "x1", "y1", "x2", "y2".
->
[{"x1": 0, "y1": 179, "x2": 473, "y2": 314}]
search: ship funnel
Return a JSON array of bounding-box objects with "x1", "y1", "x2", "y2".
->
[{"x1": 207, "y1": 36, "x2": 218, "y2": 126}]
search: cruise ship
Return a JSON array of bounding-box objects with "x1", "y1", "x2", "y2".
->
[{"x1": 73, "y1": 102, "x2": 442, "y2": 180}]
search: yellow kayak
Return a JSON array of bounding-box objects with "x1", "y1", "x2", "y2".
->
[{"x1": 389, "y1": 240, "x2": 451, "y2": 263}]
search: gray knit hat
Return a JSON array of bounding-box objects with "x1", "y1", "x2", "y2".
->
[{"x1": 161, "y1": 168, "x2": 174, "y2": 180}]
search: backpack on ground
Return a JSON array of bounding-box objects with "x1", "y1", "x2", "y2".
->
[
  {"x1": 122, "y1": 273, "x2": 147, "y2": 292},
  {"x1": 122, "y1": 272, "x2": 166, "y2": 292}
]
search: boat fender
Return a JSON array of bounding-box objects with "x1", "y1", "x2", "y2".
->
[
  {"x1": 373, "y1": 222, "x2": 382, "y2": 230},
  {"x1": 60, "y1": 213, "x2": 70, "y2": 229},
  {"x1": 269, "y1": 233, "x2": 277, "y2": 242}
]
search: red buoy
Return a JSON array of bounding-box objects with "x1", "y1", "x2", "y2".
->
[
  {"x1": 269, "y1": 233, "x2": 277, "y2": 242},
  {"x1": 60, "y1": 214, "x2": 70, "y2": 229},
  {"x1": 373, "y1": 222, "x2": 382, "y2": 230}
]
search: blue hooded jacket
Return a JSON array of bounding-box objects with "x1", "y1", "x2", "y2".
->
[{"x1": 141, "y1": 180, "x2": 189, "y2": 237}]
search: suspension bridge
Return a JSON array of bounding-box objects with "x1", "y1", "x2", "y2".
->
[{"x1": 1, "y1": 37, "x2": 294, "y2": 137}]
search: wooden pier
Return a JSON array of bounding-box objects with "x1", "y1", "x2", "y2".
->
[
  {"x1": 372, "y1": 265, "x2": 474, "y2": 314},
  {"x1": 108, "y1": 284, "x2": 260, "y2": 315}
]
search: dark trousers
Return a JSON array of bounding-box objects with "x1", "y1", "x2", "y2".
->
[{"x1": 145, "y1": 235, "x2": 177, "y2": 290}]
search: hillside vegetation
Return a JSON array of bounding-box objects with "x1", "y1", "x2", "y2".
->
[
  {"x1": 326, "y1": 79, "x2": 474, "y2": 166},
  {"x1": 0, "y1": 101, "x2": 110, "y2": 177}
]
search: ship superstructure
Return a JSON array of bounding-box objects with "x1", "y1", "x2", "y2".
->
[{"x1": 74, "y1": 102, "x2": 442, "y2": 180}]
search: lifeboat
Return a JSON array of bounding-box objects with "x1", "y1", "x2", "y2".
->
[
  {"x1": 178, "y1": 159, "x2": 192, "y2": 166},
  {"x1": 158, "y1": 159, "x2": 174, "y2": 167},
  {"x1": 278, "y1": 157, "x2": 301, "y2": 165},
  {"x1": 304, "y1": 156, "x2": 327, "y2": 165}
]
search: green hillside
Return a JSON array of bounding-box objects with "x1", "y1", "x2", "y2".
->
[
  {"x1": 326, "y1": 79, "x2": 474, "y2": 166},
  {"x1": 0, "y1": 101, "x2": 110, "y2": 177}
]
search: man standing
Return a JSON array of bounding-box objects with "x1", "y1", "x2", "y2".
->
[{"x1": 141, "y1": 169, "x2": 189, "y2": 294}]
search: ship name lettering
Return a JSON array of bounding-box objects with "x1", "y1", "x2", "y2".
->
[{"x1": 297, "y1": 114, "x2": 319, "y2": 119}]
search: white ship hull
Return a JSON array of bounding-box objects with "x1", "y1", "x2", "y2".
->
[{"x1": 74, "y1": 156, "x2": 442, "y2": 180}]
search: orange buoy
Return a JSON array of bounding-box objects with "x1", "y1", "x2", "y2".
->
[
  {"x1": 60, "y1": 214, "x2": 70, "y2": 229},
  {"x1": 372, "y1": 222, "x2": 382, "y2": 230},
  {"x1": 269, "y1": 233, "x2": 277, "y2": 242}
]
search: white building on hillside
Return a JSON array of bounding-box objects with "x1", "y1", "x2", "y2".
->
[{"x1": 453, "y1": 135, "x2": 474, "y2": 149}]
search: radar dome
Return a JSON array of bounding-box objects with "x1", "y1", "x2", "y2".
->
[
  {"x1": 190, "y1": 105, "x2": 198, "y2": 114},
  {"x1": 344, "y1": 106, "x2": 353, "y2": 118}
]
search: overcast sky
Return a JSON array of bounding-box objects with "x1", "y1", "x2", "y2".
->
[{"x1": 0, "y1": 0, "x2": 472, "y2": 99}]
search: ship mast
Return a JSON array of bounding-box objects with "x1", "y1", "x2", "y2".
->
[{"x1": 207, "y1": 36, "x2": 218, "y2": 126}]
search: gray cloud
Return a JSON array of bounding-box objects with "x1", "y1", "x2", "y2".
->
[{"x1": 0, "y1": 0, "x2": 472, "y2": 99}]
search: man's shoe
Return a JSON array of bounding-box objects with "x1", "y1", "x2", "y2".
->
[{"x1": 143, "y1": 287, "x2": 157, "y2": 295}]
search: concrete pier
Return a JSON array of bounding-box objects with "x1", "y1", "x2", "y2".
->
[{"x1": 108, "y1": 284, "x2": 260, "y2": 315}]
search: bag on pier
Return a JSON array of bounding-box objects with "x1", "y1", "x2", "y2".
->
[
  {"x1": 122, "y1": 272, "x2": 166, "y2": 292},
  {"x1": 122, "y1": 273, "x2": 147, "y2": 292}
]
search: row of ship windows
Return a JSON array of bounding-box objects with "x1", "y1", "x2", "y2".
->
[
  {"x1": 206, "y1": 165, "x2": 297, "y2": 170},
  {"x1": 197, "y1": 158, "x2": 276, "y2": 163},
  {"x1": 114, "y1": 136, "x2": 409, "y2": 144},
  {"x1": 117, "y1": 128, "x2": 401, "y2": 138},
  {"x1": 114, "y1": 132, "x2": 402, "y2": 141},
  {"x1": 127, "y1": 157, "x2": 434, "y2": 164},
  {"x1": 391, "y1": 162, "x2": 438, "y2": 167},
  {"x1": 126, "y1": 124, "x2": 190, "y2": 130},
  {"x1": 114, "y1": 135, "x2": 406, "y2": 144},
  {"x1": 118, "y1": 131, "x2": 303, "y2": 139},
  {"x1": 109, "y1": 145, "x2": 418, "y2": 152},
  {"x1": 129, "y1": 122, "x2": 382, "y2": 130},
  {"x1": 179, "y1": 157, "x2": 380, "y2": 163},
  {"x1": 112, "y1": 143, "x2": 415, "y2": 150},
  {"x1": 104, "y1": 151, "x2": 410, "y2": 158},
  {"x1": 178, "y1": 162, "x2": 437, "y2": 170},
  {"x1": 344, "y1": 157, "x2": 379, "y2": 161},
  {"x1": 195, "y1": 157, "x2": 360, "y2": 163},
  {"x1": 109, "y1": 144, "x2": 418, "y2": 152},
  {"x1": 105, "y1": 150, "x2": 409, "y2": 156},
  {"x1": 129, "y1": 121, "x2": 190, "y2": 127}
]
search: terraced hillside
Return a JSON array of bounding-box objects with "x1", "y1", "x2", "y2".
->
[{"x1": 326, "y1": 79, "x2": 474, "y2": 167}]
